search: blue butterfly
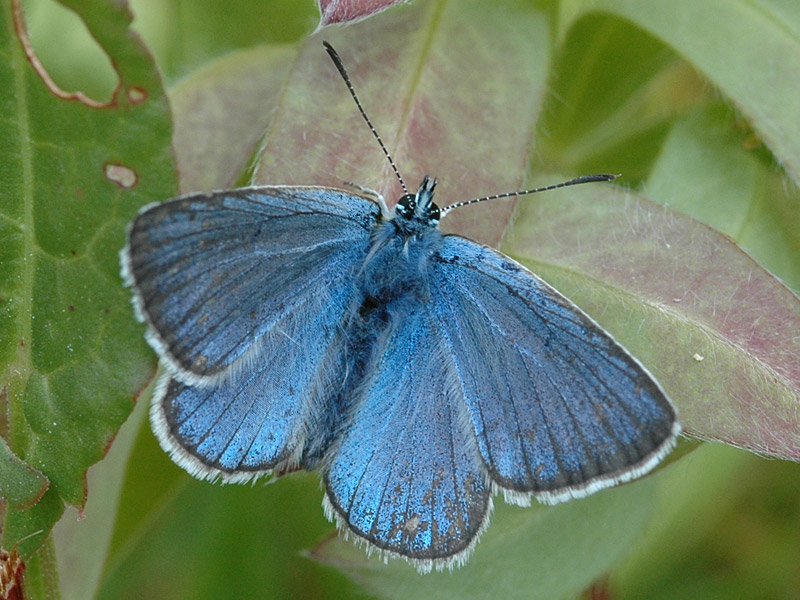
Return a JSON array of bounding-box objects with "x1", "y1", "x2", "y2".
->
[{"x1": 120, "y1": 42, "x2": 680, "y2": 572}]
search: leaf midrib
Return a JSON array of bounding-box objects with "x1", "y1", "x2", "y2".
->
[{"x1": 7, "y1": 0, "x2": 34, "y2": 455}]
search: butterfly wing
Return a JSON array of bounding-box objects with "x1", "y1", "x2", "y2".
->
[
  {"x1": 123, "y1": 186, "x2": 376, "y2": 481},
  {"x1": 121, "y1": 186, "x2": 377, "y2": 382},
  {"x1": 150, "y1": 285, "x2": 350, "y2": 482},
  {"x1": 323, "y1": 304, "x2": 490, "y2": 570},
  {"x1": 430, "y1": 236, "x2": 680, "y2": 505}
]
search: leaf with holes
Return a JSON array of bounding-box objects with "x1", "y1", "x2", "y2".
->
[{"x1": 0, "y1": 0, "x2": 175, "y2": 573}]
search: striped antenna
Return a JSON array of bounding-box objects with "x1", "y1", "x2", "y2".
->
[
  {"x1": 439, "y1": 174, "x2": 619, "y2": 218},
  {"x1": 323, "y1": 41, "x2": 408, "y2": 194}
]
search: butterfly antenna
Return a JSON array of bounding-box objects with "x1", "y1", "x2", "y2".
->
[
  {"x1": 439, "y1": 174, "x2": 619, "y2": 218},
  {"x1": 323, "y1": 41, "x2": 408, "y2": 194}
]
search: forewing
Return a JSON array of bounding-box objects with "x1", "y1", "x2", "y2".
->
[
  {"x1": 323, "y1": 306, "x2": 490, "y2": 570},
  {"x1": 151, "y1": 283, "x2": 349, "y2": 482},
  {"x1": 432, "y1": 236, "x2": 679, "y2": 505},
  {"x1": 121, "y1": 186, "x2": 377, "y2": 382}
]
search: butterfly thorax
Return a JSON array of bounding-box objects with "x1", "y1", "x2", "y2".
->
[{"x1": 358, "y1": 176, "x2": 444, "y2": 311}]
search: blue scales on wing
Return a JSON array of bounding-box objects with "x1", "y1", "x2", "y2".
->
[
  {"x1": 430, "y1": 236, "x2": 679, "y2": 505},
  {"x1": 151, "y1": 288, "x2": 352, "y2": 481},
  {"x1": 124, "y1": 187, "x2": 378, "y2": 382},
  {"x1": 124, "y1": 187, "x2": 379, "y2": 481},
  {"x1": 323, "y1": 305, "x2": 490, "y2": 569}
]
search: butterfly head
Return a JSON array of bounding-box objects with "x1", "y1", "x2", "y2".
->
[{"x1": 393, "y1": 176, "x2": 441, "y2": 236}]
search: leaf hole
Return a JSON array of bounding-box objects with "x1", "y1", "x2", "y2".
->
[
  {"x1": 16, "y1": 0, "x2": 119, "y2": 106},
  {"x1": 104, "y1": 164, "x2": 138, "y2": 188}
]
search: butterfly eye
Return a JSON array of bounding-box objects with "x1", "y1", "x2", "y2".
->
[
  {"x1": 396, "y1": 194, "x2": 416, "y2": 219},
  {"x1": 427, "y1": 202, "x2": 440, "y2": 224}
]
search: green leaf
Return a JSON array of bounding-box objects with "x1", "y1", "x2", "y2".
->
[
  {"x1": 0, "y1": 434, "x2": 48, "y2": 508},
  {"x1": 612, "y1": 442, "x2": 800, "y2": 598},
  {"x1": 0, "y1": 0, "x2": 175, "y2": 577},
  {"x1": 646, "y1": 106, "x2": 800, "y2": 289},
  {"x1": 130, "y1": 0, "x2": 313, "y2": 83},
  {"x1": 170, "y1": 44, "x2": 295, "y2": 193},
  {"x1": 536, "y1": 15, "x2": 699, "y2": 177},
  {"x1": 565, "y1": 0, "x2": 800, "y2": 186},
  {"x1": 97, "y1": 449, "x2": 356, "y2": 599},
  {"x1": 53, "y1": 377, "x2": 150, "y2": 600}
]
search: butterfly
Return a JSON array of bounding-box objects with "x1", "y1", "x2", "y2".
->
[{"x1": 120, "y1": 42, "x2": 680, "y2": 572}]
